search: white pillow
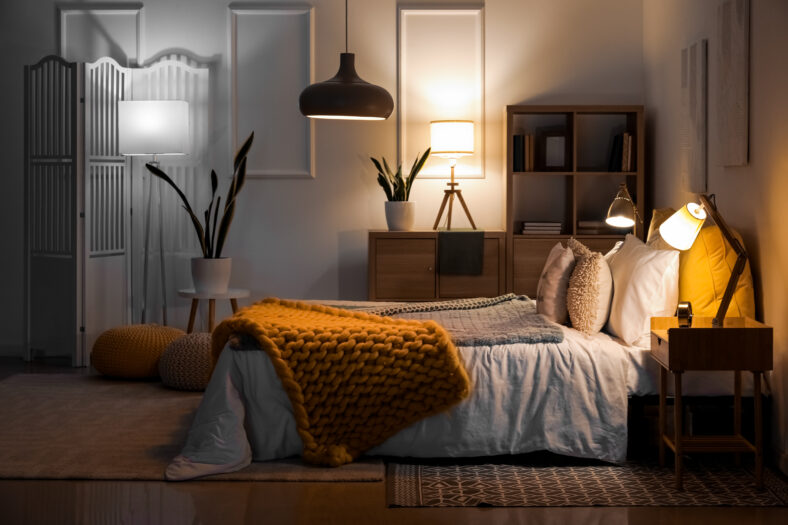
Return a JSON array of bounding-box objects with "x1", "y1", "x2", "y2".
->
[
  {"x1": 606, "y1": 234, "x2": 679, "y2": 345},
  {"x1": 536, "y1": 243, "x2": 576, "y2": 324},
  {"x1": 566, "y1": 239, "x2": 613, "y2": 334}
]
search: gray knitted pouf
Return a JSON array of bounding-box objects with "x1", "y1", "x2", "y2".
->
[{"x1": 159, "y1": 333, "x2": 213, "y2": 391}]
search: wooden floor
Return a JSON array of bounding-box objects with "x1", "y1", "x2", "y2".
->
[{"x1": 1, "y1": 357, "x2": 787, "y2": 525}]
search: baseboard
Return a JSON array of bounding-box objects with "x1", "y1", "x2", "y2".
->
[{"x1": 0, "y1": 345, "x2": 23, "y2": 358}]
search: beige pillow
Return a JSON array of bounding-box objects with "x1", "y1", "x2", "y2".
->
[
  {"x1": 536, "y1": 242, "x2": 576, "y2": 324},
  {"x1": 566, "y1": 239, "x2": 613, "y2": 334},
  {"x1": 646, "y1": 207, "x2": 676, "y2": 249}
]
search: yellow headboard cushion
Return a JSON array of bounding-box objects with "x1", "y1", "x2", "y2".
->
[{"x1": 678, "y1": 225, "x2": 755, "y2": 319}]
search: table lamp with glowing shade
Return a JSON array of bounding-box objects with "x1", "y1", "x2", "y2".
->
[
  {"x1": 119, "y1": 100, "x2": 190, "y2": 325},
  {"x1": 430, "y1": 120, "x2": 477, "y2": 230},
  {"x1": 658, "y1": 194, "x2": 748, "y2": 327}
]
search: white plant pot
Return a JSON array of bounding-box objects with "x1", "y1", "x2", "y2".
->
[
  {"x1": 385, "y1": 201, "x2": 415, "y2": 231},
  {"x1": 191, "y1": 257, "x2": 232, "y2": 294}
]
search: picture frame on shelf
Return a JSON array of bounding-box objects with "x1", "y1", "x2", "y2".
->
[{"x1": 535, "y1": 127, "x2": 569, "y2": 171}]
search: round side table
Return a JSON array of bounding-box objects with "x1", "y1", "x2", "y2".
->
[{"x1": 177, "y1": 288, "x2": 251, "y2": 333}]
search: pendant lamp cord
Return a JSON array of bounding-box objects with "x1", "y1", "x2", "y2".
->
[{"x1": 345, "y1": 0, "x2": 348, "y2": 52}]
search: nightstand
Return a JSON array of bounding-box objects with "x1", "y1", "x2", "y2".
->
[{"x1": 650, "y1": 316, "x2": 773, "y2": 490}]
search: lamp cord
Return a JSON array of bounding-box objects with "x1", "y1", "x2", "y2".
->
[{"x1": 345, "y1": 0, "x2": 348, "y2": 52}]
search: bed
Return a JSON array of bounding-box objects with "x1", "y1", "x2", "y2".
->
[{"x1": 165, "y1": 294, "x2": 753, "y2": 481}]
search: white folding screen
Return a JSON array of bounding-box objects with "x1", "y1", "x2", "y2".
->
[
  {"x1": 83, "y1": 57, "x2": 133, "y2": 363},
  {"x1": 24, "y1": 56, "x2": 80, "y2": 364},
  {"x1": 24, "y1": 54, "x2": 210, "y2": 366}
]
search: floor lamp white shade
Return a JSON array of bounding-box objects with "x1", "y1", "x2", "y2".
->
[
  {"x1": 118, "y1": 100, "x2": 190, "y2": 325},
  {"x1": 118, "y1": 100, "x2": 190, "y2": 156}
]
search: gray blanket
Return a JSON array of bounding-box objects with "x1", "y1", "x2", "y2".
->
[{"x1": 362, "y1": 294, "x2": 564, "y2": 347}]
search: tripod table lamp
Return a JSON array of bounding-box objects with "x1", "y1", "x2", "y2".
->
[{"x1": 430, "y1": 120, "x2": 476, "y2": 230}]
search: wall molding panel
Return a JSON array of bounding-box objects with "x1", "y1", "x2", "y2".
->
[
  {"x1": 398, "y1": 6, "x2": 485, "y2": 179},
  {"x1": 229, "y1": 6, "x2": 315, "y2": 178},
  {"x1": 59, "y1": 4, "x2": 145, "y2": 66}
]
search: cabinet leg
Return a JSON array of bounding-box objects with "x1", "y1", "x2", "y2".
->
[
  {"x1": 187, "y1": 299, "x2": 198, "y2": 334},
  {"x1": 674, "y1": 371, "x2": 683, "y2": 491},
  {"x1": 659, "y1": 366, "x2": 667, "y2": 467},
  {"x1": 231, "y1": 298, "x2": 239, "y2": 314},
  {"x1": 208, "y1": 299, "x2": 215, "y2": 333},
  {"x1": 754, "y1": 371, "x2": 763, "y2": 489}
]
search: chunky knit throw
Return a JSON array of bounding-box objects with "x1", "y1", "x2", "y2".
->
[{"x1": 211, "y1": 298, "x2": 471, "y2": 467}]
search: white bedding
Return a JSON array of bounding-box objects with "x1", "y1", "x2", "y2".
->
[
  {"x1": 166, "y1": 300, "x2": 754, "y2": 481},
  {"x1": 167, "y1": 323, "x2": 634, "y2": 480}
]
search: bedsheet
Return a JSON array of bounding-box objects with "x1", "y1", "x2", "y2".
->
[{"x1": 167, "y1": 322, "x2": 631, "y2": 480}]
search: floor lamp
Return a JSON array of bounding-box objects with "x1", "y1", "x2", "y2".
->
[
  {"x1": 430, "y1": 120, "x2": 477, "y2": 230},
  {"x1": 119, "y1": 100, "x2": 190, "y2": 325}
]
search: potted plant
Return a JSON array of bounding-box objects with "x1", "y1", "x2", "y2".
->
[
  {"x1": 145, "y1": 132, "x2": 254, "y2": 294},
  {"x1": 371, "y1": 148, "x2": 430, "y2": 231}
]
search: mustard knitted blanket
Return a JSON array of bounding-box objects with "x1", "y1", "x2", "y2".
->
[{"x1": 211, "y1": 298, "x2": 471, "y2": 467}]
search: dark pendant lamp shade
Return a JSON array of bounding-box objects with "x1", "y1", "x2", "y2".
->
[{"x1": 299, "y1": 53, "x2": 393, "y2": 120}]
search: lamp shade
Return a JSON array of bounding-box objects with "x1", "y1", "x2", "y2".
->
[
  {"x1": 659, "y1": 202, "x2": 707, "y2": 250},
  {"x1": 118, "y1": 100, "x2": 190, "y2": 155},
  {"x1": 299, "y1": 53, "x2": 394, "y2": 120},
  {"x1": 430, "y1": 120, "x2": 474, "y2": 158},
  {"x1": 605, "y1": 183, "x2": 637, "y2": 228}
]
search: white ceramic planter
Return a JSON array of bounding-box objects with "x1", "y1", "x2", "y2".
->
[
  {"x1": 384, "y1": 201, "x2": 415, "y2": 231},
  {"x1": 191, "y1": 257, "x2": 232, "y2": 294}
]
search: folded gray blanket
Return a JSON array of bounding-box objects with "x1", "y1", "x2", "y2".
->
[{"x1": 362, "y1": 294, "x2": 564, "y2": 347}]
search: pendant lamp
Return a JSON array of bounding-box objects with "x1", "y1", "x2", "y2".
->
[{"x1": 299, "y1": 0, "x2": 393, "y2": 120}]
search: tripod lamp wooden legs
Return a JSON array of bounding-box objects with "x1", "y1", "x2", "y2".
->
[{"x1": 432, "y1": 164, "x2": 477, "y2": 230}]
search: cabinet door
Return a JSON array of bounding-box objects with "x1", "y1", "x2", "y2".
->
[
  {"x1": 439, "y1": 238, "x2": 501, "y2": 298},
  {"x1": 512, "y1": 238, "x2": 559, "y2": 298},
  {"x1": 374, "y1": 238, "x2": 436, "y2": 300}
]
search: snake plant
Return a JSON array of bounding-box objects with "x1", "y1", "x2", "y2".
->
[
  {"x1": 371, "y1": 148, "x2": 431, "y2": 201},
  {"x1": 145, "y1": 132, "x2": 254, "y2": 258}
]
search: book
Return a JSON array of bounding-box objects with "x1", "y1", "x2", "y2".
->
[
  {"x1": 525, "y1": 134, "x2": 534, "y2": 171},
  {"x1": 608, "y1": 133, "x2": 623, "y2": 172},
  {"x1": 513, "y1": 135, "x2": 525, "y2": 172}
]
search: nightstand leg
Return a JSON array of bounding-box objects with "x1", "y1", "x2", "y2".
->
[
  {"x1": 187, "y1": 299, "x2": 198, "y2": 334},
  {"x1": 208, "y1": 299, "x2": 216, "y2": 332},
  {"x1": 231, "y1": 298, "x2": 239, "y2": 313},
  {"x1": 754, "y1": 371, "x2": 763, "y2": 489},
  {"x1": 659, "y1": 366, "x2": 667, "y2": 467},
  {"x1": 674, "y1": 371, "x2": 683, "y2": 491},
  {"x1": 734, "y1": 370, "x2": 742, "y2": 466}
]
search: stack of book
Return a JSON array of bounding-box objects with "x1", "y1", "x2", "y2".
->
[
  {"x1": 513, "y1": 134, "x2": 535, "y2": 172},
  {"x1": 576, "y1": 220, "x2": 619, "y2": 235},
  {"x1": 608, "y1": 132, "x2": 634, "y2": 172},
  {"x1": 521, "y1": 221, "x2": 562, "y2": 235}
]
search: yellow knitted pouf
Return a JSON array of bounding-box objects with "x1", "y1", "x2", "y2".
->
[
  {"x1": 91, "y1": 324, "x2": 185, "y2": 379},
  {"x1": 159, "y1": 333, "x2": 213, "y2": 391}
]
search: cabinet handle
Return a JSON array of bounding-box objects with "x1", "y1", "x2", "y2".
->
[{"x1": 428, "y1": 266, "x2": 433, "y2": 272}]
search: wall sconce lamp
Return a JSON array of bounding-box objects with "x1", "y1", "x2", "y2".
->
[{"x1": 605, "y1": 182, "x2": 642, "y2": 228}]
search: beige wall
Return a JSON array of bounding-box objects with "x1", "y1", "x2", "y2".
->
[
  {"x1": 0, "y1": 0, "x2": 644, "y2": 353},
  {"x1": 643, "y1": 0, "x2": 788, "y2": 472}
]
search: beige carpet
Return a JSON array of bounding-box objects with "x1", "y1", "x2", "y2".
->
[{"x1": 0, "y1": 374, "x2": 383, "y2": 481}]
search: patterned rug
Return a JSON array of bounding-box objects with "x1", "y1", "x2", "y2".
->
[{"x1": 388, "y1": 459, "x2": 788, "y2": 507}]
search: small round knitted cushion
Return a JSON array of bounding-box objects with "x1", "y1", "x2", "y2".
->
[
  {"x1": 159, "y1": 333, "x2": 213, "y2": 391},
  {"x1": 92, "y1": 324, "x2": 185, "y2": 379}
]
